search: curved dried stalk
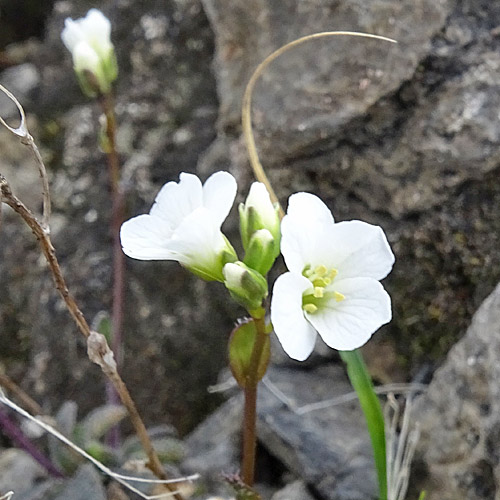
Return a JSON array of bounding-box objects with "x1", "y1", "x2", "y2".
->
[
  {"x1": 0, "y1": 84, "x2": 51, "y2": 231},
  {"x1": 241, "y1": 31, "x2": 397, "y2": 217}
]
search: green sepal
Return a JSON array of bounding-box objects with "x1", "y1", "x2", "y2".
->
[
  {"x1": 239, "y1": 200, "x2": 281, "y2": 254},
  {"x1": 185, "y1": 237, "x2": 238, "y2": 282},
  {"x1": 243, "y1": 229, "x2": 278, "y2": 276},
  {"x1": 75, "y1": 69, "x2": 100, "y2": 98},
  {"x1": 101, "y1": 49, "x2": 118, "y2": 86},
  {"x1": 74, "y1": 48, "x2": 117, "y2": 99},
  {"x1": 223, "y1": 473, "x2": 262, "y2": 500},
  {"x1": 228, "y1": 319, "x2": 270, "y2": 388},
  {"x1": 223, "y1": 261, "x2": 268, "y2": 311}
]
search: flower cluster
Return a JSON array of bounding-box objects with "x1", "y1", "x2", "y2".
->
[{"x1": 120, "y1": 171, "x2": 395, "y2": 360}]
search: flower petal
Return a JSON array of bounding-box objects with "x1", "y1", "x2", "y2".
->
[
  {"x1": 72, "y1": 41, "x2": 100, "y2": 73},
  {"x1": 167, "y1": 208, "x2": 230, "y2": 280},
  {"x1": 150, "y1": 173, "x2": 203, "y2": 230},
  {"x1": 287, "y1": 192, "x2": 335, "y2": 226},
  {"x1": 245, "y1": 182, "x2": 277, "y2": 228},
  {"x1": 280, "y1": 192, "x2": 336, "y2": 273},
  {"x1": 61, "y1": 19, "x2": 85, "y2": 52},
  {"x1": 81, "y1": 9, "x2": 112, "y2": 51},
  {"x1": 322, "y1": 221, "x2": 395, "y2": 280},
  {"x1": 120, "y1": 214, "x2": 176, "y2": 260},
  {"x1": 306, "y1": 277, "x2": 391, "y2": 351},
  {"x1": 202, "y1": 171, "x2": 237, "y2": 227},
  {"x1": 271, "y1": 272, "x2": 317, "y2": 361}
]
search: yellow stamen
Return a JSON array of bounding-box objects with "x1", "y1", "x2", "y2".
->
[
  {"x1": 303, "y1": 303, "x2": 318, "y2": 314},
  {"x1": 334, "y1": 291, "x2": 345, "y2": 302},
  {"x1": 315, "y1": 264, "x2": 328, "y2": 276},
  {"x1": 313, "y1": 287, "x2": 324, "y2": 298}
]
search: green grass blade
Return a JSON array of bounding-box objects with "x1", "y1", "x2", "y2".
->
[{"x1": 340, "y1": 349, "x2": 387, "y2": 500}]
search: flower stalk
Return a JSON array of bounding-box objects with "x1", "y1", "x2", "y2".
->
[
  {"x1": 241, "y1": 312, "x2": 268, "y2": 487},
  {"x1": 340, "y1": 349, "x2": 387, "y2": 500},
  {"x1": 99, "y1": 91, "x2": 126, "y2": 447}
]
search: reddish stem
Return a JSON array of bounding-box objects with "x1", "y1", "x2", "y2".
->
[
  {"x1": 241, "y1": 314, "x2": 267, "y2": 487},
  {"x1": 0, "y1": 407, "x2": 64, "y2": 478},
  {"x1": 99, "y1": 93, "x2": 126, "y2": 447}
]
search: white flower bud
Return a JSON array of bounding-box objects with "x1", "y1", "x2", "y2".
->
[
  {"x1": 61, "y1": 9, "x2": 118, "y2": 97},
  {"x1": 223, "y1": 262, "x2": 268, "y2": 312},
  {"x1": 239, "y1": 182, "x2": 280, "y2": 273}
]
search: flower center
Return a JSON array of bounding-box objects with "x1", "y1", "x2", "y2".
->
[{"x1": 301, "y1": 264, "x2": 345, "y2": 314}]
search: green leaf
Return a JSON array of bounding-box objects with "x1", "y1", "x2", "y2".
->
[
  {"x1": 79, "y1": 404, "x2": 127, "y2": 443},
  {"x1": 228, "y1": 319, "x2": 270, "y2": 388},
  {"x1": 92, "y1": 311, "x2": 112, "y2": 343}
]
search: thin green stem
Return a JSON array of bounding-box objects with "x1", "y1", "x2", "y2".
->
[
  {"x1": 241, "y1": 313, "x2": 267, "y2": 486},
  {"x1": 340, "y1": 349, "x2": 387, "y2": 500}
]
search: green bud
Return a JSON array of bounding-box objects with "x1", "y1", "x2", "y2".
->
[
  {"x1": 239, "y1": 182, "x2": 281, "y2": 261},
  {"x1": 223, "y1": 261, "x2": 268, "y2": 311},
  {"x1": 243, "y1": 229, "x2": 277, "y2": 276}
]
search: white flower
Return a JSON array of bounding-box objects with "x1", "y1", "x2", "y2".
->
[
  {"x1": 270, "y1": 193, "x2": 395, "y2": 361},
  {"x1": 120, "y1": 172, "x2": 238, "y2": 281},
  {"x1": 61, "y1": 9, "x2": 117, "y2": 96}
]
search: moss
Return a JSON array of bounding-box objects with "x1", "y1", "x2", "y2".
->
[{"x1": 384, "y1": 172, "x2": 500, "y2": 375}]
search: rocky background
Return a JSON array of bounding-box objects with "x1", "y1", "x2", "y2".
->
[{"x1": 1, "y1": 0, "x2": 500, "y2": 498}]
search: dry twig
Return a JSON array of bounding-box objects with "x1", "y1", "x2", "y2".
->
[{"x1": 0, "y1": 86, "x2": 185, "y2": 500}]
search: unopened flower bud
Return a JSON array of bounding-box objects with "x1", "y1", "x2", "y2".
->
[
  {"x1": 61, "y1": 9, "x2": 118, "y2": 97},
  {"x1": 239, "y1": 182, "x2": 280, "y2": 274},
  {"x1": 223, "y1": 261, "x2": 268, "y2": 311},
  {"x1": 243, "y1": 229, "x2": 276, "y2": 277}
]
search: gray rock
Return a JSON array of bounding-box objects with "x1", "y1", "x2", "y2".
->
[
  {"x1": 0, "y1": 449, "x2": 48, "y2": 495},
  {"x1": 258, "y1": 365, "x2": 376, "y2": 500},
  {"x1": 53, "y1": 464, "x2": 106, "y2": 500},
  {"x1": 0, "y1": 64, "x2": 40, "y2": 117},
  {"x1": 271, "y1": 481, "x2": 315, "y2": 500},
  {"x1": 183, "y1": 395, "x2": 242, "y2": 497},
  {"x1": 202, "y1": 0, "x2": 452, "y2": 132},
  {"x1": 184, "y1": 364, "x2": 376, "y2": 500},
  {"x1": 414, "y1": 282, "x2": 500, "y2": 499},
  {"x1": 19, "y1": 480, "x2": 62, "y2": 500}
]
